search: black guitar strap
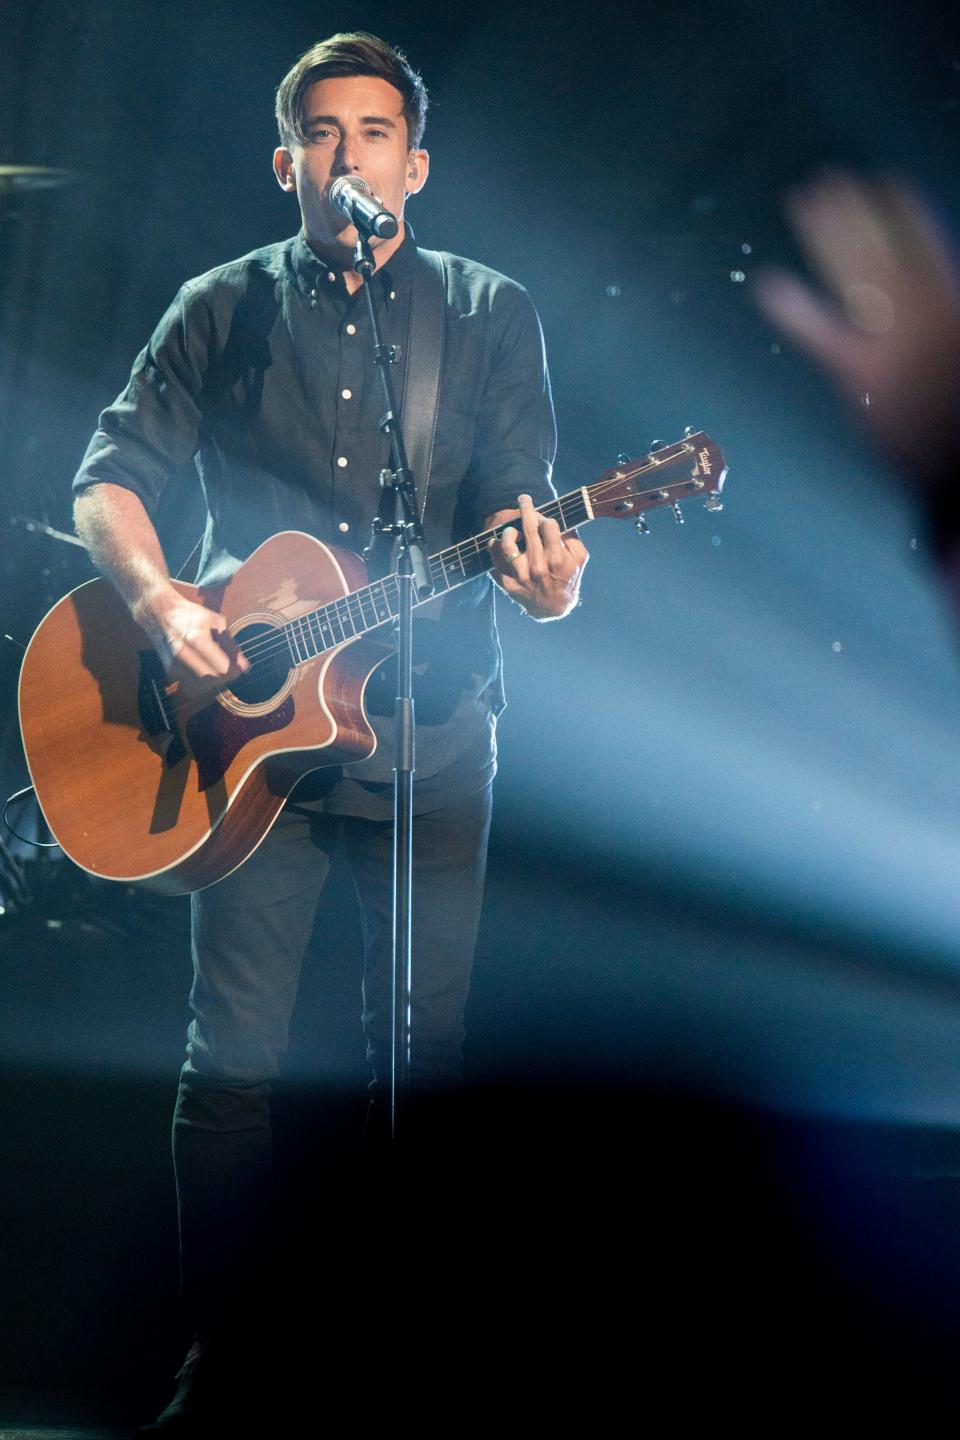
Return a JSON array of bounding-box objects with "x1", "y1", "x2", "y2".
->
[
  {"x1": 401, "y1": 247, "x2": 446, "y2": 529},
  {"x1": 365, "y1": 246, "x2": 447, "y2": 578}
]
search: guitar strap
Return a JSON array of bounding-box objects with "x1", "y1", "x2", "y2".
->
[
  {"x1": 401, "y1": 247, "x2": 446, "y2": 529},
  {"x1": 365, "y1": 246, "x2": 446, "y2": 579}
]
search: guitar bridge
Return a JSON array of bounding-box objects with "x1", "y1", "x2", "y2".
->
[
  {"x1": 137, "y1": 651, "x2": 192, "y2": 771},
  {"x1": 138, "y1": 651, "x2": 173, "y2": 736}
]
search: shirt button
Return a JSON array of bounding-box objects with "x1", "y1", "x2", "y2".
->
[
  {"x1": 389, "y1": 290, "x2": 396, "y2": 301},
  {"x1": 345, "y1": 323, "x2": 357, "y2": 335},
  {"x1": 341, "y1": 388, "x2": 352, "y2": 400},
  {"x1": 338, "y1": 521, "x2": 350, "y2": 533},
  {"x1": 337, "y1": 456, "x2": 349, "y2": 468}
]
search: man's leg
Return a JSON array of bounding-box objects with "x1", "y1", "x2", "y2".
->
[
  {"x1": 306, "y1": 787, "x2": 493, "y2": 1420},
  {"x1": 172, "y1": 804, "x2": 339, "y2": 1340},
  {"x1": 341, "y1": 785, "x2": 493, "y2": 1109}
]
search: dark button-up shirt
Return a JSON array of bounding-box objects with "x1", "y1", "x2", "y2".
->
[{"x1": 73, "y1": 230, "x2": 557, "y2": 816}]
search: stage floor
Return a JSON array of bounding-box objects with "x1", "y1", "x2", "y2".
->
[{"x1": 3, "y1": 850, "x2": 960, "y2": 1429}]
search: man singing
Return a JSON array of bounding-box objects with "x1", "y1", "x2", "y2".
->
[{"x1": 71, "y1": 32, "x2": 587, "y2": 1432}]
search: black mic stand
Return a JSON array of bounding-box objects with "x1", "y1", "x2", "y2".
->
[{"x1": 353, "y1": 231, "x2": 434, "y2": 1142}]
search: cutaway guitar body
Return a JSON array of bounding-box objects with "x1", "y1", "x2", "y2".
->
[
  {"x1": 19, "y1": 432, "x2": 727, "y2": 894},
  {"x1": 18, "y1": 532, "x2": 392, "y2": 894}
]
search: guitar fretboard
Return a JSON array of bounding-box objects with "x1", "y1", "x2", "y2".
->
[{"x1": 277, "y1": 488, "x2": 593, "y2": 664}]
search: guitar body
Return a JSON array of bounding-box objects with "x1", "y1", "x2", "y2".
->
[
  {"x1": 19, "y1": 432, "x2": 727, "y2": 896},
  {"x1": 18, "y1": 531, "x2": 392, "y2": 894}
]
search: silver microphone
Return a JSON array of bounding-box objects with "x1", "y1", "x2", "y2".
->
[{"x1": 327, "y1": 176, "x2": 399, "y2": 240}]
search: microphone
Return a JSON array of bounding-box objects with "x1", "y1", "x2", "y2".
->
[{"x1": 327, "y1": 176, "x2": 399, "y2": 240}]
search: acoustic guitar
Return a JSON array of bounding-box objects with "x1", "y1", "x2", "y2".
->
[{"x1": 18, "y1": 432, "x2": 726, "y2": 893}]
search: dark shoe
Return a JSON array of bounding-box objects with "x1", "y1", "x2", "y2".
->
[{"x1": 139, "y1": 1338, "x2": 215, "y2": 1434}]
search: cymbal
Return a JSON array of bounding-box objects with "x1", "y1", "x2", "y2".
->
[{"x1": 0, "y1": 165, "x2": 82, "y2": 193}]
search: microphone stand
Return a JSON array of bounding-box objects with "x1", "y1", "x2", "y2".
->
[{"x1": 353, "y1": 231, "x2": 434, "y2": 1142}]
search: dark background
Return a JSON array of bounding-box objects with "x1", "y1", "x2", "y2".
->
[{"x1": 3, "y1": 0, "x2": 960, "y2": 1430}]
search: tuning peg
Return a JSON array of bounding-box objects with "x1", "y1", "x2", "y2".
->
[
  {"x1": 649, "y1": 439, "x2": 666, "y2": 452},
  {"x1": 671, "y1": 503, "x2": 684, "y2": 525},
  {"x1": 704, "y1": 492, "x2": 724, "y2": 512},
  {"x1": 635, "y1": 515, "x2": 649, "y2": 536},
  {"x1": 684, "y1": 425, "x2": 695, "y2": 438},
  {"x1": 616, "y1": 452, "x2": 630, "y2": 466}
]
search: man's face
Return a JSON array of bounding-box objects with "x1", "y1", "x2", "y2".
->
[{"x1": 273, "y1": 74, "x2": 428, "y2": 255}]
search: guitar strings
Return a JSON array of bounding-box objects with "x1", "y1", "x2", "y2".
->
[
  {"x1": 230, "y1": 451, "x2": 690, "y2": 668},
  {"x1": 230, "y1": 490, "x2": 580, "y2": 664},
  {"x1": 159, "y1": 448, "x2": 709, "y2": 722},
  {"x1": 159, "y1": 451, "x2": 703, "y2": 721},
  {"x1": 160, "y1": 452, "x2": 701, "y2": 722}
]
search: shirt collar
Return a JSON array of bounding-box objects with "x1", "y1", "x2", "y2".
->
[{"x1": 291, "y1": 225, "x2": 418, "y2": 299}]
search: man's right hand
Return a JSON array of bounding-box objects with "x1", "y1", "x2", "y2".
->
[
  {"x1": 135, "y1": 587, "x2": 250, "y2": 696},
  {"x1": 73, "y1": 485, "x2": 248, "y2": 696}
]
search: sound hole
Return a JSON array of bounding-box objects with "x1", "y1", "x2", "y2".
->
[{"x1": 228, "y1": 622, "x2": 292, "y2": 705}]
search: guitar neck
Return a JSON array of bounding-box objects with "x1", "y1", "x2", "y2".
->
[
  {"x1": 279, "y1": 489, "x2": 591, "y2": 662},
  {"x1": 421, "y1": 487, "x2": 590, "y2": 598},
  {"x1": 273, "y1": 431, "x2": 725, "y2": 663}
]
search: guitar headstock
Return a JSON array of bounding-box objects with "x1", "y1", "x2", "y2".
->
[{"x1": 586, "y1": 431, "x2": 727, "y2": 529}]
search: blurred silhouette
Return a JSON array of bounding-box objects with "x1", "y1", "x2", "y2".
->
[{"x1": 756, "y1": 171, "x2": 960, "y2": 575}]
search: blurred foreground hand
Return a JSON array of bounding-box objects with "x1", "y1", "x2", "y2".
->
[{"x1": 755, "y1": 172, "x2": 960, "y2": 500}]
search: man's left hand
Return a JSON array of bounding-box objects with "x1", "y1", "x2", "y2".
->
[{"x1": 486, "y1": 494, "x2": 589, "y2": 620}]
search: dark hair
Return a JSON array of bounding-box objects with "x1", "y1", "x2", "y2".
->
[{"x1": 275, "y1": 32, "x2": 428, "y2": 150}]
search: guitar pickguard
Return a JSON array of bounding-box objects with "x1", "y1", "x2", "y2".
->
[{"x1": 186, "y1": 695, "x2": 296, "y2": 792}]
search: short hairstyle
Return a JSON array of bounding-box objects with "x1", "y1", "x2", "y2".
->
[{"x1": 275, "y1": 32, "x2": 429, "y2": 150}]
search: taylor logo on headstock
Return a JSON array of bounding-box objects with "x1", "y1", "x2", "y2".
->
[{"x1": 696, "y1": 447, "x2": 713, "y2": 475}]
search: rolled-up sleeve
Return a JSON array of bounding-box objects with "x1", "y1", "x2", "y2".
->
[
  {"x1": 462, "y1": 283, "x2": 557, "y2": 530},
  {"x1": 72, "y1": 281, "x2": 211, "y2": 513}
]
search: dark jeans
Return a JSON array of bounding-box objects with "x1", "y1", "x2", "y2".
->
[{"x1": 171, "y1": 785, "x2": 493, "y2": 1332}]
